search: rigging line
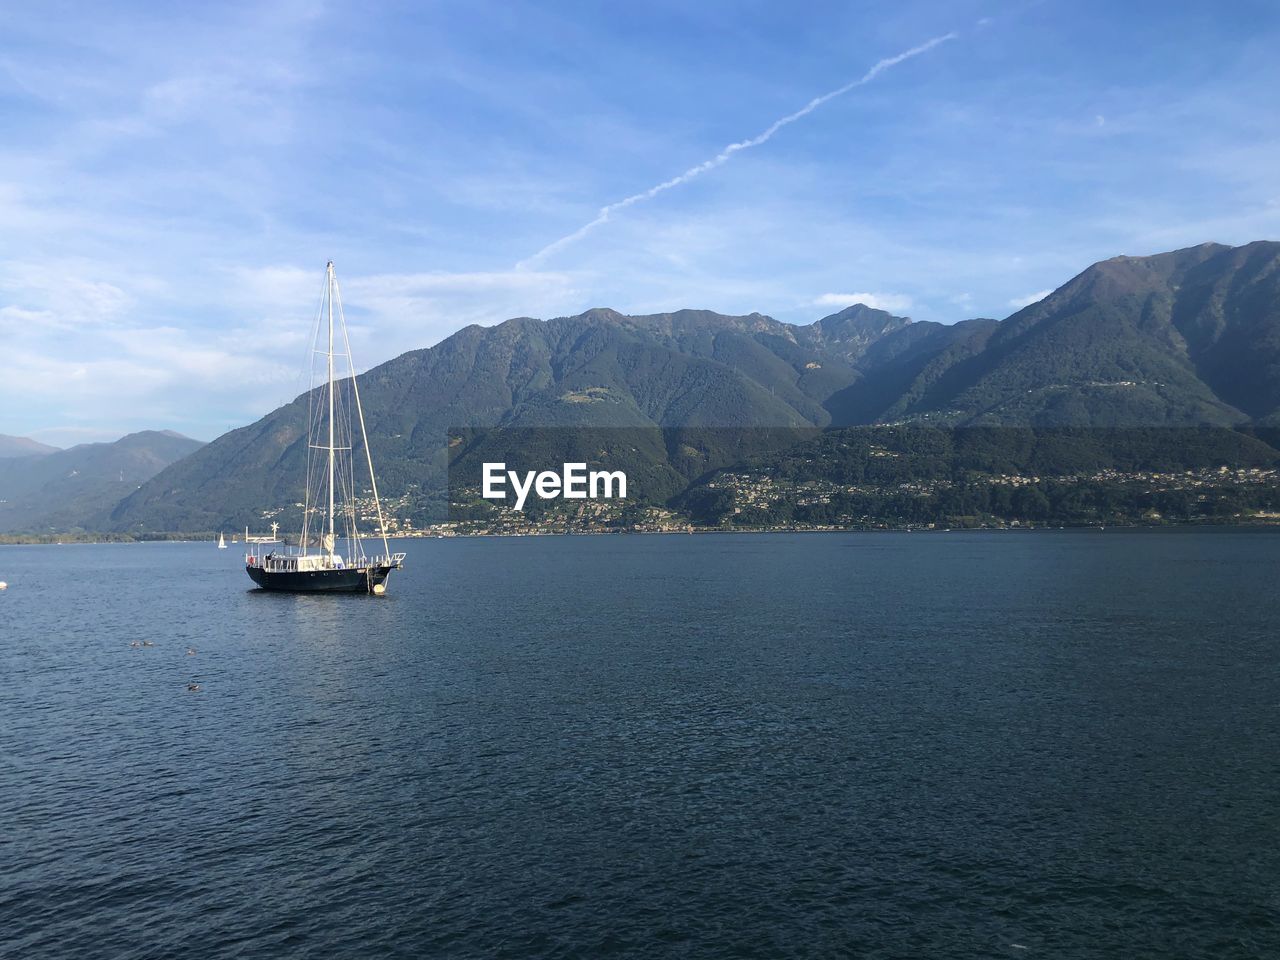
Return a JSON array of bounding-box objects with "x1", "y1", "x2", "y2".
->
[
  {"x1": 333, "y1": 357, "x2": 353, "y2": 543},
  {"x1": 334, "y1": 270, "x2": 393, "y2": 561},
  {"x1": 326, "y1": 262, "x2": 337, "y2": 556},
  {"x1": 335, "y1": 294, "x2": 365, "y2": 555},
  {"x1": 335, "y1": 377, "x2": 359, "y2": 550},
  {"x1": 301, "y1": 270, "x2": 329, "y2": 553}
]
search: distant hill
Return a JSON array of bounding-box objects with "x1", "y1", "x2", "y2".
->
[
  {"x1": 833, "y1": 242, "x2": 1280, "y2": 426},
  {"x1": 0, "y1": 431, "x2": 204, "y2": 533},
  {"x1": 63, "y1": 239, "x2": 1280, "y2": 533},
  {"x1": 0, "y1": 434, "x2": 59, "y2": 459}
]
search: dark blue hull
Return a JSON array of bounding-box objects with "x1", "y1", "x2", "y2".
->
[{"x1": 246, "y1": 564, "x2": 395, "y2": 593}]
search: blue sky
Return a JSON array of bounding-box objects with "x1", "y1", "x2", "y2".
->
[{"x1": 2, "y1": 0, "x2": 1278, "y2": 444}]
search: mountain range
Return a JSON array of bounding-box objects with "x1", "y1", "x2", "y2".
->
[
  {"x1": 0, "y1": 434, "x2": 60, "y2": 459},
  {"x1": 7, "y1": 240, "x2": 1280, "y2": 533},
  {"x1": 0, "y1": 431, "x2": 203, "y2": 534}
]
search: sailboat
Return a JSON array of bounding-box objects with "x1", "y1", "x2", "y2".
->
[
  {"x1": 244, "y1": 262, "x2": 405, "y2": 594},
  {"x1": 217, "y1": 532, "x2": 227, "y2": 549}
]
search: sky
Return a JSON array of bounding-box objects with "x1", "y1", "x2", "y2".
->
[{"x1": 2, "y1": 0, "x2": 1279, "y2": 445}]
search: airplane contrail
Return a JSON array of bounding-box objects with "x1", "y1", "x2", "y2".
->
[{"x1": 518, "y1": 31, "x2": 958, "y2": 269}]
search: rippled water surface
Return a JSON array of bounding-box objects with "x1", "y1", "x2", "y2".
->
[{"x1": 2, "y1": 531, "x2": 1279, "y2": 958}]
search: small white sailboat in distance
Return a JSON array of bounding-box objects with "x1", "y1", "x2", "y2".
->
[{"x1": 217, "y1": 532, "x2": 227, "y2": 549}]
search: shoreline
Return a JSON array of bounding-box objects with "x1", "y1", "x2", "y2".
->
[{"x1": 4, "y1": 517, "x2": 1280, "y2": 546}]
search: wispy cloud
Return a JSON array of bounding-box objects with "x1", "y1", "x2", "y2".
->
[
  {"x1": 0, "y1": 259, "x2": 144, "y2": 322},
  {"x1": 519, "y1": 31, "x2": 958, "y2": 268},
  {"x1": 814, "y1": 292, "x2": 913, "y2": 313},
  {"x1": 0, "y1": 255, "x2": 583, "y2": 443},
  {"x1": 1008, "y1": 289, "x2": 1053, "y2": 308}
]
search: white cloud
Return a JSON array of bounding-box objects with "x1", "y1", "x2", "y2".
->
[
  {"x1": 224, "y1": 263, "x2": 580, "y2": 362},
  {"x1": 0, "y1": 260, "x2": 136, "y2": 329},
  {"x1": 813, "y1": 291, "x2": 913, "y2": 313},
  {"x1": 1008, "y1": 289, "x2": 1053, "y2": 308},
  {"x1": 0, "y1": 256, "x2": 588, "y2": 443}
]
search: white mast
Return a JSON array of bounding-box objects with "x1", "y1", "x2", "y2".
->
[{"x1": 326, "y1": 260, "x2": 336, "y2": 558}]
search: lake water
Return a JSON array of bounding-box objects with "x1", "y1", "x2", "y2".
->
[{"x1": 2, "y1": 531, "x2": 1278, "y2": 958}]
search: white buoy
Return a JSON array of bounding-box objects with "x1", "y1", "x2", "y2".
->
[
  {"x1": 0, "y1": 581, "x2": 7, "y2": 590},
  {"x1": 372, "y1": 582, "x2": 386, "y2": 596}
]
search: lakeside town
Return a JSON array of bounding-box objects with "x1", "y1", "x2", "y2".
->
[
  {"x1": 374, "y1": 464, "x2": 1280, "y2": 537},
  {"x1": 4, "y1": 464, "x2": 1276, "y2": 545}
]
